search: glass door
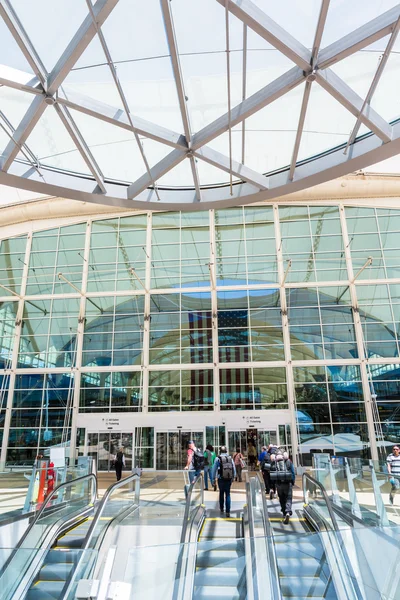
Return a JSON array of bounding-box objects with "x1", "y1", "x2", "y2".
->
[
  {"x1": 156, "y1": 429, "x2": 204, "y2": 470},
  {"x1": 258, "y1": 429, "x2": 277, "y2": 448},
  {"x1": 228, "y1": 430, "x2": 247, "y2": 456},
  {"x1": 87, "y1": 431, "x2": 133, "y2": 471}
]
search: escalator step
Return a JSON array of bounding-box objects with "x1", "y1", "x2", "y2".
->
[
  {"x1": 196, "y1": 550, "x2": 244, "y2": 568},
  {"x1": 26, "y1": 581, "x2": 65, "y2": 599},
  {"x1": 55, "y1": 535, "x2": 84, "y2": 549},
  {"x1": 194, "y1": 564, "x2": 245, "y2": 587},
  {"x1": 274, "y1": 542, "x2": 323, "y2": 560},
  {"x1": 45, "y1": 549, "x2": 80, "y2": 564},
  {"x1": 278, "y1": 557, "x2": 324, "y2": 578},
  {"x1": 280, "y1": 576, "x2": 327, "y2": 597},
  {"x1": 197, "y1": 540, "x2": 245, "y2": 555},
  {"x1": 38, "y1": 563, "x2": 74, "y2": 581},
  {"x1": 193, "y1": 586, "x2": 241, "y2": 600}
]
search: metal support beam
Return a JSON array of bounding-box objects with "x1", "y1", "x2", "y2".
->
[
  {"x1": 126, "y1": 148, "x2": 186, "y2": 199},
  {"x1": 57, "y1": 90, "x2": 188, "y2": 150},
  {"x1": 193, "y1": 146, "x2": 268, "y2": 189},
  {"x1": 192, "y1": 66, "x2": 305, "y2": 150},
  {"x1": 0, "y1": 0, "x2": 47, "y2": 85},
  {"x1": 54, "y1": 103, "x2": 106, "y2": 193},
  {"x1": 282, "y1": 259, "x2": 292, "y2": 286},
  {"x1": 216, "y1": 0, "x2": 311, "y2": 71},
  {"x1": 85, "y1": 0, "x2": 161, "y2": 201},
  {"x1": 316, "y1": 69, "x2": 392, "y2": 143},
  {"x1": 0, "y1": 282, "x2": 47, "y2": 314},
  {"x1": 47, "y1": 0, "x2": 119, "y2": 95},
  {"x1": 130, "y1": 267, "x2": 148, "y2": 293},
  {"x1": 160, "y1": 0, "x2": 201, "y2": 200},
  {"x1": 318, "y1": 4, "x2": 400, "y2": 69},
  {"x1": 57, "y1": 272, "x2": 104, "y2": 313},
  {"x1": 345, "y1": 15, "x2": 400, "y2": 152},
  {"x1": 289, "y1": 0, "x2": 330, "y2": 180},
  {"x1": 0, "y1": 95, "x2": 46, "y2": 172}
]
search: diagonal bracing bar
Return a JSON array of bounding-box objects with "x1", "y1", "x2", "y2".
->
[
  {"x1": 160, "y1": 0, "x2": 201, "y2": 200},
  {"x1": 193, "y1": 146, "x2": 268, "y2": 190},
  {"x1": 289, "y1": 0, "x2": 330, "y2": 181},
  {"x1": 344, "y1": 15, "x2": 400, "y2": 152}
]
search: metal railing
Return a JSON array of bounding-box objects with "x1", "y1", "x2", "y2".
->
[
  {"x1": 10, "y1": 472, "x2": 97, "y2": 556},
  {"x1": 303, "y1": 473, "x2": 362, "y2": 600},
  {"x1": 82, "y1": 471, "x2": 140, "y2": 551},
  {"x1": 303, "y1": 472, "x2": 340, "y2": 531},
  {"x1": 60, "y1": 472, "x2": 141, "y2": 600},
  {"x1": 173, "y1": 473, "x2": 205, "y2": 600},
  {"x1": 0, "y1": 473, "x2": 97, "y2": 600},
  {"x1": 250, "y1": 473, "x2": 282, "y2": 600}
]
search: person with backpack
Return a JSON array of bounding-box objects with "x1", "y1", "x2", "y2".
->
[
  {"x1": 211, "y1": 446, "x2": 236, "y2": 517},
  {"x1": 260, "y1": 448, "x2": 276, "y2": 499},
  {"x1": 203, "y1": 444, "x2": 216, "y2": 491},
  {"x1": 114, "y1": 447, "x2": 125, "y2": 482},
  {"x1": 270, "y1": 450, "x2": 295, "y2": 524},
  {"x1": 233, "y1": 448, "x2": 245, "y2": 483},
  {"x1": 184, "y1": 440, "x2": 205, "y2": 484}
]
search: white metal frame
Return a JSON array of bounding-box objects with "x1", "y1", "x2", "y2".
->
[{"x1": 0, "y1": 0, "x2": 400, "y2": 208}]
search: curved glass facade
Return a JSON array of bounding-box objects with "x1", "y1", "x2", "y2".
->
[{"x1": 1, "y1": 204, "x2": 400, "y2": 466}]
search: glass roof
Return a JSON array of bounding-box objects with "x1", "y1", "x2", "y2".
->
[{"x1": 0, "y1": 0, "x2": 400, "y2": 209}]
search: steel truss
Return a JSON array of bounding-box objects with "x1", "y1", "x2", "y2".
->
[{"x1": 0, "y1": 0, "x2": 399, "y2": 209}]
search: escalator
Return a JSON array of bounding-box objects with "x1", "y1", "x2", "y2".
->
[
  {"x1": 193, "y1": 515, "x2": 246, "y2": 600},
  {"x1": 0, "y1": 471, "x2": 141, "y2": 600},
  {"x1": 273, "y1": 530, "x2": 337, "y2": 599},
  {"x1": 26, "y1": 517, "x2": 92, "y2": 600}
]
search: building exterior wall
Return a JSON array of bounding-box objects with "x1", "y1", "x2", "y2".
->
[{"x1": 0, "y1": 201, "x2": 400, "y2": 468}]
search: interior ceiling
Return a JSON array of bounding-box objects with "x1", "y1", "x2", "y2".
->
[{"x1": 1, "y1": 0, "x2": 400, "y2": 210}]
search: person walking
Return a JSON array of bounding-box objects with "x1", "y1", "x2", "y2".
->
[
  {"x1": 260, "y1": 448, "x2": 276, "y2": 499},
  {"x1": 233, "y1": 448, "x2": 245, "y2": 483},
  {"x1": 270, "y1": 450, "x2": 295, "y2": 524},
  {"x1": 387, "y1": 445, "x2": 400, "y2": 504},
  {"x1": 203, "y1": 444, "x2": 216, "y2": 491},
  {"x1": 247, "y1": 442, "x2": 257, "y2": 471},
  {"x1": 114, "y1": 447, "x2": 125, "y2": 482},
  {"x1": 184, "y1": 440, "x2": 204, "y2": 484},
  {"x1": 211, "y1": 446, "x2": 236, "y2": 518}
]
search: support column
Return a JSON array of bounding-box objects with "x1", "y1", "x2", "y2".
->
[
  {"x1": 273, "y1": 205, "x2": 299, "y2": 466},
  {"x1": 209, "y1": 209, "x2": 220, "y2": 413},
  {"x1": 69, "y1": 221, "x2": 91, "y2": 462},
  {"x1": 141, "y1": 212, "x2": 152, "y2": 413},
  {"x1": 0, "y1": 232, "x2": 32, "y2": 469},
  {"x1": 339, "y1": 205, "x2": 378, "y2": 461}
]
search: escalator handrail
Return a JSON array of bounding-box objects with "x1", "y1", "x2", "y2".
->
[
  {"x1": 13, "y1": 473, "x2": 97, "y2": 552},
  {"x1": 81, "y1": 471, "x2": 141, "y2": 550},
  {"x1": 253, "y1": 473, "x2": 283, "y2": 600},
  {"x1": 60, "y1": 472, "x2": 141, "y2": 600},
  {"x1": 303, "y1": 473, "x2": 363, "y2": 600},
  {"x1": 180, "y1": 473, "x2": 204, "y2": 545},
  {"x1": 302, "y1": 472, "x2": 340, "y2": 531}
]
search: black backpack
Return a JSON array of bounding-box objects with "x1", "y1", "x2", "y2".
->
[
  {"x1": 116, "y1": 451, "x2": 123, "y2": 465},
  {"x1": 193, "y1": 448, "x2": 205, "y2": 470},
  {"x1": 219, "y1": 455, "x2": 234, "y2": 480},
  {"x1": 204, "y1": 449, "x2": 211, "y2": 466},
  {"x1": 262, "y1": 454, "x2": 271, "y2": 471},
  {"x1": 270, "y1": 458, "x2": 293, "y2": 483}
]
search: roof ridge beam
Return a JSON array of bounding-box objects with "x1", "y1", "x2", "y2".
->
[
  {"x1": 216, "y1": 0, "x2": 311, "y2": 71},
  {"x1": 316, "y1": 68, "x2": 392, "y2": 143},
  {"x1": 318, "y1": 4, "x2": 400, "y2": 69},
  {"x1": 192, "y1": 66, "x2": 304, "y2": 151},
  {"x1": 47, "y1": 0, "x2": 119, "y2": 95}
]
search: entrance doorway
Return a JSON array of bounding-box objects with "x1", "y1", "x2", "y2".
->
[
  {"x1": 87, "y1": 431, "x2": 133, "y2": 471},
  {"x1": 227, "y1": 429, "x2": 278, "y2": 460},
  {"x1": 156, "y1": 430, "x2": 203, "y2": 470}
]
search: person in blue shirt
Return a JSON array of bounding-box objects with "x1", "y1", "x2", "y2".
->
[
  {"x1": 258, "y1": 446, "x2": 267, "y2": 463},
  {"x1": 211, "y1": 446, "x2": 236, "y2": 518}
]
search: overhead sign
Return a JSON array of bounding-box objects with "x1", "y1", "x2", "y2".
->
[{"x1": 102, "y1": 417, "x2": 120, "y2": 429}]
